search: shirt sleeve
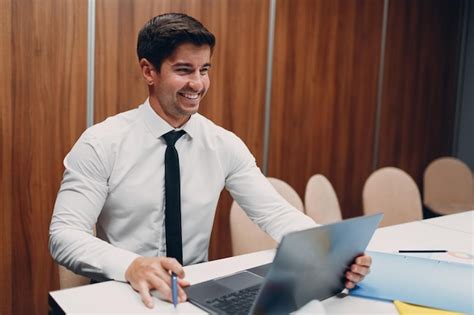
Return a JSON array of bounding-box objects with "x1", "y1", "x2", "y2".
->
[
  {"x1": 224, "y1": 134, "x2": 319, "y2": 243},
  {"x1": 49, "y1": 132, "x2": 139, "y2": 282}
]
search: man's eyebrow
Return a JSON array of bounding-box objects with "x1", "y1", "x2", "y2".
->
[
  {"x1": 171, "y1": 62, "x2": 212, "y2": 68},
  {"x1": 171, "y1": 62, "x2": 192, "y2": 68}
]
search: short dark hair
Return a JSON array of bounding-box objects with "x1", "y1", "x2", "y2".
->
[{"x1": 137, "y1": 13, "x2": 216, "y2": 70}]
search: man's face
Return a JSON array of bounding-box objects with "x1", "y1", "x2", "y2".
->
[{"x1": 150, "y1": 43, "x2": 211, "y2": 126}]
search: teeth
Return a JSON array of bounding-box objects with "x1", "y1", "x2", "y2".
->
[{"x1": 180, "y1": 92, "x2": 199, "y2": 99}]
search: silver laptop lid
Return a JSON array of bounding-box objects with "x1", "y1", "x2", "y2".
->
[{"x1": 251, "y1": 213, "x2": 383, "y2": 314}]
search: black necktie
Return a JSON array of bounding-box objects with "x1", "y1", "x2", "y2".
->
[{"x1": 162, "y1": 130, "x2": 186, "y2": 264}]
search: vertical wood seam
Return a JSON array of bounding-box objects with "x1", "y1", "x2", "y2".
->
[
  {"x1": 262, "y1": 0, "x2": 276, "y2": 175},
  {"x1": 372, "y1": 0, "x2": 390, "y2": 171},
  {"x1": 87, "y1": 0, "x2": 96, "y2": 128},
  {"x1": 453, "y1": 0, "x2": 470, "y2": 156}
]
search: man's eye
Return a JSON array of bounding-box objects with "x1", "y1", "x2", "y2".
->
[
  {"x1": 176, "y1": 68, "x2": 191, "y2": 73},
  {"x1": 200, "y1": 68, "x2": 209, "y2": 75}
]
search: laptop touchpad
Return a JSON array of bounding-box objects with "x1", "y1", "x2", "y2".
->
[{"x1": 215, "y1": 271, "x2": 263, "y2": 291}]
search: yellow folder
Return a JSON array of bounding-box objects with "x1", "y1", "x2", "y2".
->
[{"x1": 394, "y1": 300, "x2": 463, "y2": 315}]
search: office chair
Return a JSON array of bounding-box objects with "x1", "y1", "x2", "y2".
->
[
  {"x1": 423, "y1": 157, "x2": 474, "y2": 215},
  {"x1": 304, "y1": 174, "x2": 342, "y2": 224},
  {"x1": 363, "y1": 167, "x2": 422, "y2": 227},
  {"x1": 59, "y1": 265, "x2": 90, "y2": 289},
  {"x1": 230, "y1": 177, "x2": 304, "y2": 256}
]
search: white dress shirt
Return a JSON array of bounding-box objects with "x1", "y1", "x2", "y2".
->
[{"x1": 49, "y1": 99, "x2": 316, "y2": 282}]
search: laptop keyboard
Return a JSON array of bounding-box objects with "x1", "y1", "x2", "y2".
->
[{"x1": 205, "y1": 284, "x2": 261, "y2": 314}]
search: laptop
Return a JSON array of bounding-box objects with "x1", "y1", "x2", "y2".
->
[{"x1": 185, "y1": 213, "x2": 383, "y2": 314}]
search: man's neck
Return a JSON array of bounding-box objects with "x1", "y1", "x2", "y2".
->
[{"x1": 148, "y1": 97, "x2": 190, "y2": 128}]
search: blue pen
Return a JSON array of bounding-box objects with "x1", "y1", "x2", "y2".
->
[{"x1": 171, "y1": 272, "x2": 178, "y2": 308}]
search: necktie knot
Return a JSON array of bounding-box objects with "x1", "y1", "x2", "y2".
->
[{"x1": 163, "y1": 130, "x2": 185, "y2": 146}]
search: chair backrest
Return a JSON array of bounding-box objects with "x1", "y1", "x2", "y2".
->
[
  {"x1": 423, "y1": 157, "x2": 474, "y2": 214},
  {"x1": 59, "y1": 265, "x2": 90, "y2": 289},
  {"x1": 304, "y1": 174, "x2": 342, "y2": 224},
  {"x1": 363, "y1": 167, "x2": 422, "y2": 227},
  {"x1": 230, "y1": 177, "x2": 304, "y2": 256}
]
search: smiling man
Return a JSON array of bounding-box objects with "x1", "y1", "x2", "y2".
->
[
  {"x1": 49, "y1": 13, "x2": 372, "y2": 309},
  {"x1": 143, "y1": 43, "x2": 211, "y2": 125}
]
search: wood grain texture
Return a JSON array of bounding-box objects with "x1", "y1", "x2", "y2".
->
[
  {"x1": 95, "y1": 0, "x2": 269, "y2": 259},
  {"x1": 268, "y1": 0, "x2": 384, "y2": 218},
  {"x1": 0, "y1": 0, "x2": 13, "y2": 313},
  {"x1": 378, "y1": 0, "x2": 463, "y2": 185},
  {"x1": 9, "y1": 1, "x2": 88, "y2": 314}
]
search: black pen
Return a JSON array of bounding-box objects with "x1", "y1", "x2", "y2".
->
[{"x1": 398, "y1": 250, "x2": 447, "y2": 253}]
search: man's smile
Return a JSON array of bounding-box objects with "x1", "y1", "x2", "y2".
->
[{"x1": 178, "y1": 91, "x2": 200, "y2": 100}]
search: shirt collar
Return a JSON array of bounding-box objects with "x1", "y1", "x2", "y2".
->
[{"x1": 140, "y1": 98, "x2": 199, "y2": 139}]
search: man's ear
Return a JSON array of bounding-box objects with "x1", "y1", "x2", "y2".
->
[{"x1": 139, "y1": 58, "x2": 156, "y2": 86}]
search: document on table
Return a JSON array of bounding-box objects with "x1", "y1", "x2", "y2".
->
[{"x1": 350, "y1": 251, "x2": 474, "y2": 314}]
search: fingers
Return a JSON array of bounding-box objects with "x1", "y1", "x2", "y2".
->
[
  {"x1": 126, "y1": 257, "x2": 189, "y2": 307},
  {"x1": 149, "y1": 274, "x2": 173, "y2": 302},
  {"x1": 177, "y1": 285, "x2": 188, "y2": 302},
  {"x1": 136, "y1": 274, "x2": 173, "y2": 307},
  {"x1": 149, "y1": 259, "x2": 187, "y2": 303},
  {"x1": 350, "y1": 264, "x2": 370, "y2": 276},
  {"x1": 153, "y1": 264, "x2": 173, "y2": 286},
  {"x1": 157, "y1": 271, "x2": 187, "y2": 303},
  {"x1": 345, "y1": 270, "x2": 364, "y2": 289},
  {"x1": 176, "y1": 278, "x2": 190, "y2": 302},
  {"x1": 346, "y1": 270, "x2": 363, "y2": 283},
  {"x1": 161, "y1": 257, "x2": 186, "y2": 278},
  {"x1": 137, "y1": 282, "x2": 154, "y2": 309},
  {"x1": 355, "y1": 254, "x2": 372, "y2": 267},
  {"x1": 345, "y1": 280, "x2": 356, "y2": 289},
  {"x1": 178, "y1": 278, "x2": 191, "y2": 287},
  {"x1": 344, "y1": 254, "x2": 372, "y2": 289},
  {"x1": 152, "y1": 260, "x2": 188, "y2": 302}
]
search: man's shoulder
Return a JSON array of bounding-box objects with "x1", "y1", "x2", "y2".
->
[
  {"x1": 194, "y1": 114, "x2": 242, "y2": 142},
  {"x1": 82, "y1": 107, "x2": 142, "y2": 144},
  {"x1": 194, "y1": 114, "x2": 247, "y2": 149}
]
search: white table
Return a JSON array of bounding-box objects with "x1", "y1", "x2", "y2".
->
[
  {"x1": 49, "y1": 211, "x2": 474, "y2": 314},
  {"x1": 422, "y1": 210, "x2": 473, "y2": 234}
]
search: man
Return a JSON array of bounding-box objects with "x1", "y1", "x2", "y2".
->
[{"x1": 49, "y1": 13, "x2": 371, "y2": 309}]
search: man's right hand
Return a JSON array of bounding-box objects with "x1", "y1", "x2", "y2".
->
[{"x1": 125, "y1": 257, "x2": 190, "y2": 308}]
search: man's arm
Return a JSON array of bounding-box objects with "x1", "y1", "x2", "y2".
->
[
  {"x1": 50, "y1": 132, "x2": 190, "y2": 307},
  {"x1": 49, "y1": 133, "x2": 140, "y2": 281},
  {"x1": 223, "y1": 133, "x2": 371, "y2": 288},
  {"x1": 224, "y1": 135, "x2": 316, "y2": 241}
]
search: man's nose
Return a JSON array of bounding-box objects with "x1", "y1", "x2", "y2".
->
[{"x1": 188, "y1": 72, "x2": 204, "y2": 91}]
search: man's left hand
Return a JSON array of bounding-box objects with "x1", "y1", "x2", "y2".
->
[{"x1": 345, "y1": 254, "x2": 371, "y2": 289}]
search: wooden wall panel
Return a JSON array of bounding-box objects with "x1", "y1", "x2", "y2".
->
[
  {"x1": 95, "y1": 0, "x2": 269, "y2": 259},
  {"x1": 268, "y1": 0, "x2": 384, "y2": 218},
  {"x1": 9, "y1": 1, "x2": 88, "y2": 314},
  {"x1": 0, "y1": 0, "x2": 13, "y2": 313},
  {"x1": 378, "y1": 0, "x2": 463, "y2": 185},
  {"x1": 0, "y1": 0, "x2": 465, "y2": 313}
]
